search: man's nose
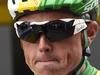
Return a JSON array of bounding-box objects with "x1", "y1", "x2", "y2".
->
[{"x1": 38, "y1": 35, "x2": 52, "y2": 52}]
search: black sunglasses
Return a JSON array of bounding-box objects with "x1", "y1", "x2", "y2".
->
[{"x1": 14, "y1": 18, "x2": 88, "y2": 43}]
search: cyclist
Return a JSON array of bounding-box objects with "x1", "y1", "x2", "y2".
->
[{"x1": 8, "y1": 0, "x2": 100, "y2": 75}]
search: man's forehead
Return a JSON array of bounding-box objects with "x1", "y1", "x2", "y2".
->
[{"x1": 18, "y1": 10, "x2": 80, "y2": 22}]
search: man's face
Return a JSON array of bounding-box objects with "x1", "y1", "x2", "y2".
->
[{"x1": 19, "y1": 11, "x2": 83, "y2": 75}]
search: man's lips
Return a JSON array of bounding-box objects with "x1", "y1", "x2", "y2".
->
[{"x1": 35, "y1": 58, "x2": 59, "y2": 64}]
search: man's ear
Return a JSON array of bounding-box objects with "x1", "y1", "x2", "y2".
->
[{"x1": 87, "y1": 21, "x2": 98, "y2": 46}]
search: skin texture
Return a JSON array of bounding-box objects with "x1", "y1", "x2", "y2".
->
[{"x1": 19, "y1": 10, "x2": 98, "y2": 75}]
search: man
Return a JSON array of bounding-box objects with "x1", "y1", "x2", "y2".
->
[{"x1": 8, "y1": 0, "x2": 100, "y2": 75}]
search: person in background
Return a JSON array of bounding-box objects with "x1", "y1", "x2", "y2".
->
[{"x1": 8, "y1": 0, "x2": 100, "y2": 75}]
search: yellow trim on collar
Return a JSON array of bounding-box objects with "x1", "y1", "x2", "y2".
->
[{"x1": 96, "y1": 71, "x2": 100, "y2": 75}]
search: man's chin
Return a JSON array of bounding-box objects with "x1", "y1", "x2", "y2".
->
[{"x1": 35, "y1": 69, "x2": 58, "y2": 75}]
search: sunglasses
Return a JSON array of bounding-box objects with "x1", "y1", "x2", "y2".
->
[{"x1": 14, "y1": 18, "x2": 88, "y2": 43}]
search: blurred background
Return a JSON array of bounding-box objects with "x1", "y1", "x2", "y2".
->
[{"x1": 0, "y1": 0, "x2": 100, "y2": 75}]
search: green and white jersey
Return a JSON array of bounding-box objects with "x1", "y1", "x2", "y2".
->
[{"x1": 80, "y1": 59, "x2": 100, "y2": 75}]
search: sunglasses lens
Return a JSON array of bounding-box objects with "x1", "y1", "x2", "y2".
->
[
  {"x1": 46, "y1": 20, "x2": 74, "y2": 42},
  {"x1": 16, "y1": 22, "x2": 40, "y2": 43},
  {"x1": 46, "y1": 28, "x2": 74, "y2": 42},
  {"x1": 20, "y1": 30, "x2": 39, "y2": 43}
]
